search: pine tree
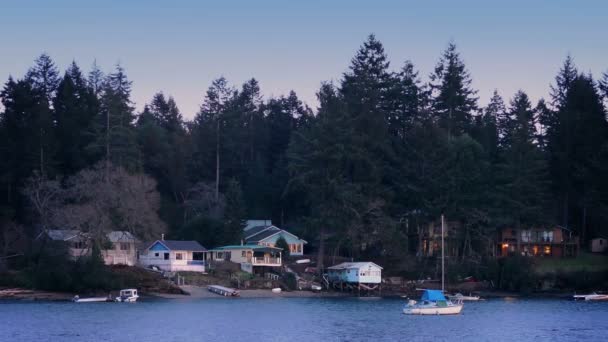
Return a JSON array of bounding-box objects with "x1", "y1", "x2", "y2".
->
[
  {"x1": 25, "y1": 53, "x2": 60, "y2": 105},
  {"x1": 54, "y1": 62, "x2": 99, "y2": 175},
  {"x1": 495, "y1": 91, "x2": 550, "y2": 230},
  {"x1": 550, "y1": 55, "x2": 578, "y2": 110},
  {"x1": 430, "y1": 43, "x2": 478, "y2": 138}
]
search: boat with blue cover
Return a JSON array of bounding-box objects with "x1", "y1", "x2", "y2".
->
[{"x1": 403, "y1": 289, "x2": 463, "y2": 315}]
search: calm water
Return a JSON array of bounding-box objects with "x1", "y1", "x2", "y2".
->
[{"x1": 1, "y1": 297, "x2": 607, "y2": 342}]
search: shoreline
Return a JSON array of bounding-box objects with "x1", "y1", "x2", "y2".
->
[{"x1": 0, "y1": 286, "x2": 584, "y2": 302}]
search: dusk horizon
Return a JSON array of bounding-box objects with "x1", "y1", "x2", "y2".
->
[{"x1": 2, "y1": 0, "x2": 607, "y2": 118}]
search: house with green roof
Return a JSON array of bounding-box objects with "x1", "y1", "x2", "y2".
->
[
  {"x1": 208, "y1": 244, "x2": 282, "y2": 274},
  {"x1": 243, "y1": 219, "x2": 307, "y2": 256}
]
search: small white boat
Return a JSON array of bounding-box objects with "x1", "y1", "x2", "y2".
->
[
  {"x1": 114, "y1": 289, "x2": 139, "y2": 303},
  {"x1": 448, "y1": 293, "x2": 480, "y2": 301},
  {"x1": 271, "y1": 288, "x2": 282, "y2": 294},
  {"x1": 403, "y1": 289, "x2": 463, "y2": 315},
  {"x1": 72, "y1": 295, "x2": 111, "y2": 303},
  {"x1": 573, "y1": 292, "x2": 608, "y2": 301}
]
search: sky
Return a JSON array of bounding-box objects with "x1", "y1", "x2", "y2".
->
[{"x1": 1, "y1": 0, "x2": 607, "y2": 119}]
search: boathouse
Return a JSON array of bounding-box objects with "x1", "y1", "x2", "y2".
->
[{"x1": 327, "y1": 262, "x2": 383, "y2": 294}]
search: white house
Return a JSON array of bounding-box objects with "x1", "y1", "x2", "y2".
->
[
  {"x1": 138, "y1": 240, "x2": 207, "y2": 272},
  {"x1": 103, "y1": 231, "x2": 138, "y2": 266},
  {"x1": 244, "y1": 220, "x2": 307, "y2": 256},
  {"x1": 39, "y1": 229, "x2": 138, "y2": 266},
  {"x1": 327, "y1": 262, "x2": 383, "y2": 284},
  {"x1": 208, "y1": 244, "x2": 282, "y2": 274}
]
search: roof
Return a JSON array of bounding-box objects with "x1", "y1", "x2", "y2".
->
[
  {"x1": 152, "y1": 240, "x2": 207, "y2": 252},
  {"x1": 44, "y1": 230, "x2": 86, "y2": 241},
  {"x1": 211, "y1": 244, "x2": 283, "y2": 252},
  {"x1": 421, "y1": 289, "x2": 446, "y2": 301},
  {"x1": 244, "y1": 225, "x2": 274, "y2": 239},
  {"x1": 245, "y1": 227, "x2": 308, "y2": 244},
  {"x1": 107, "y1": 231, "x2": 137, "y2": 243},
  {"x1": 244, "y1": 219, "x2": 272, "y2": 231},
  {"x1": 327, "y1": 262, "x2": 383, "y2": 270}
]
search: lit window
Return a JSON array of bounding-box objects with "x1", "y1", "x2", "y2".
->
[{"x1": 544, "y1": 246, "x2": 551, "y2": 255}]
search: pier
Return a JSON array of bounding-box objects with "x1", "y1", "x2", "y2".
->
[{"x1": 207, "y1": 285, "x2": 240, "y2": 297}]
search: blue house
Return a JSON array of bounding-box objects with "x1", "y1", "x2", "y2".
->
[
  {"x1": 244, "y1": 220, "x2": 307, "y2": 256},
  {"x1": 139, "y1": 239, "x2": 207, "y2": 272}
]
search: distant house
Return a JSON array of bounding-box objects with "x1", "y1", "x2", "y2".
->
[
  {"x1": 39, "y1": 229, "x2": 139, "y2": 265},
  {"x1": 327, "y1": 262, "x2": 383, "y2": 285},
  {"x1": 243, "y1": 219, "x2": 307, "y2": 256},
  {"x1": 419, "y1": 220, "x2": 460, "y2": 257},
  {"x1": 208, "y1": 244, "x2": 282, "y2": 274},
  {"x1": 102, "y1": 231, "x2": 138, "y2": 266},
  {"x1": 497, "y1": 226, "x2": 579, "y2": 257},
  {"x1": 590, "y1": 238, "x2": 607, "y2": 253},
  {"x1": 39, "y1": 229, "x2": 90, "y2": 259},
  {"x1": 138, "y1": 239, "x2": 207, "y2": 272}
]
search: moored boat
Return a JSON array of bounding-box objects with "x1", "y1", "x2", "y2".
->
[
  {"x1": 72, "y1": 295, "x2": 112, "y2": 303},
  {"x1": 114, "y1": 289, "x2": 139, "y2": 302},
  {"x1": 403, "y1": 289, "x2": 463, "y2": 315},
  {"x1": 573, "y1": 292, "x2": 608, "y2": 301},
  {"x1": 448, "y1": 293, "x2": 480, "y2": 301}
]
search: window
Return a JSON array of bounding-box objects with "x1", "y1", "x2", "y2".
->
[
  {"x1": 297, "y1": 244, "x2": 302, "y2": 253},
  {"x1": 120, "y1": 243, "x2": 129, "y2": 251},
  {"x1": 154, "y1": 252, "x2": 159, "y2": 257},
  {"x1": 544, "y1": 246, "x2": 551, "y2": 255},
  {"x1": 242, "y1": 251, "x2": 246, "y2": 257},
  {"x1": 217, "y1": 252, "x2": 224, "y2": 260},
  {"x1": 176, "y1": 253, "x2": 183, "y2": 260},
  {"x1": 600, "y1": 240, "x2": 604, "y2": 245},
  {"x1": 73, "y1": 241, "x2": 84, "y2": 249},
  {"x1": 164, "y1": 253, "x2": 169, "y2": 260}
]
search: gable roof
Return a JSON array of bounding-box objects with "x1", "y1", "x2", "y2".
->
[
  {"x1": 107, "y1": 231, "x2": 137, "y2": 243},
  {"x1": 211, "y1": 244, "x2": 283, "y2": 252},
  {"x1": 148, "y1": 240, "x2": 206, "y2": 252},
  {"x1": 244, "y1": 219, "x2": 272, "y2": 231},
  {"x1": 244, "y1": 225, "x2": 275, "y2": 239},
  {"x1": 246, "y1": 228, "x2": 307, "y2": 244},
  {"x1": 327, "y1": 262, "x2": 383, "y2": 270}
]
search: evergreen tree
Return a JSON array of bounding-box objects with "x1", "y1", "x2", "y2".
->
[
  {"x1": 54, "y1": 62, "x2": 99, "y2": 175},
  {"x1": 25, "y1": 53, "x2": 60, "y2": 105},
  {"x1": 430, "y1": 43, "x2": 478, "y2": 138},
  {"x1": 549, "y1": 55, "x2": 578, "y2": 110},
  {"x1": 495, "y1": 91, "x2": 550, "y2": 230}
]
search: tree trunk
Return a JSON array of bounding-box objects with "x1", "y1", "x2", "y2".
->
[
  {"x1": 317, "y1": 227, "x2": 325, "y2": 274},
  {"x1": 215, "y1": 117, "x2": 220, "y2": 202}
]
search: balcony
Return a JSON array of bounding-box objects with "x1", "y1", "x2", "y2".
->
[{"x1": 252, "y1": 256, "x2": 281, "y2": 266}]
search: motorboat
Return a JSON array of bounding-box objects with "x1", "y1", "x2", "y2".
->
[
  {"x1": 114, "y1": 289, "x2": 139, "y2": 302},
  {"x1": 448, "y1": 292, "x2": 480, "y2": 301},
  {"x1": 573, "y1": 292, "x2": 608, "y2": 301},
  {"x1": 403, "y1": 289, "x2": 464, "y2": 315}
]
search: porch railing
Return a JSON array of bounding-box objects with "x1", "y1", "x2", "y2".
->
[{"x1": 252, "y1": 257, "x2": 281, "y2": 265}]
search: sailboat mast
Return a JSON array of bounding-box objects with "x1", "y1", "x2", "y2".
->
[{"x1": 441, "y1": 214, "x2": 445, "y2": 292}]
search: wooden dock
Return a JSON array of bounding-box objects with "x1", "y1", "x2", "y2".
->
[{"x1": 207, "y1": 285, "x2": 240, "y2": 297}]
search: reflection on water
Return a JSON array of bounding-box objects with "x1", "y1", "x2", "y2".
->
[{"x1": 1, "y1": 297, "x2": 607, "y2": 342}]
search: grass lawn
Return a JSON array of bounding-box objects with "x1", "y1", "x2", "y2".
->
[{"x1": 534, "y1": 252, "x2": 608, "y2": 274}]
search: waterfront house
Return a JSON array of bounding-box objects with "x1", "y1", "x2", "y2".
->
[
  {"x1": 102, "y1": 231, "x2": 138, "y2": 266},
  {"x1": 497, "y1": 226, "x2": 579, "y2": 257},
  {"x1": 419, "y1": 220, "x2": 460, "y2": 257},
  {"x1": 138, "y1": 239, "x2": 207, "y2": 272},
  {"x1": 327, "y1": 262, "x2": 383, "y2": 285},
  {"x1": 243, "y1": 219, "x2": 307, "y2": 256},
  {"x1": 39, "y1": 229, "x2": 139, "y2": 265},
  {"x1": 38, "y1": 229, "x2": 90, "y2": 259},
  {"x1": 590, "y1": 237, "x2": 607, "y2": 253},
  {"x1": 208, "y1": 244, "x2": 282, "y2": 274}
]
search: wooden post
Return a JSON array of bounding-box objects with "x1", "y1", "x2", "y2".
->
[{"x1": 441, "y1": 214, "x2": 445, "y2": 293}]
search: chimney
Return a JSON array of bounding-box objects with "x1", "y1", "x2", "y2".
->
[{"x1": 161, "y1": 233, "x2": 165, "y2": 241}]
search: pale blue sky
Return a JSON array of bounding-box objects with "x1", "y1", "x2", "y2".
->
[{"x1": 1, "y1": 0, "x2": 607, "y2": 118}]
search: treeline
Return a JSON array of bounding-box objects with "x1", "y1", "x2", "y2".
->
[{"x1": 1, "y1": 35, "x2": 608, "y2": 266}]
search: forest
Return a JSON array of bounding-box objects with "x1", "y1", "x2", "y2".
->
[{"x1": 2, "y1": 35, "x2": 608, "y2": 270}]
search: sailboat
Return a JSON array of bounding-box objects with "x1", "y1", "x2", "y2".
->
[{"x1": 403, "y1": 215, "x2": 464, "y2": 315}]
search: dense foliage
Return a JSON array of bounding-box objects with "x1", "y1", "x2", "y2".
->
[{"x1": 1, "y1": 36, "x2": 608, "y2": 270}]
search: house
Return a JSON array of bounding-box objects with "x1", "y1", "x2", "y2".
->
[
  {"x1": 138, "y1": 239, "x2": 207, "y2": 272},
  {"x1": 39, "y1": 229, "x2": 90, "y2": 259},
  {"x1": 419, "y1": 220, "x2": 460, "y2": 257},
  {"x1": 243, "y1": 219, "x2": 307, "y2": 256},
  {"x1": 327, "y1": 262, "x2": 383, "y2": 285},
  {"x1": 39, "y1": 229, "x2": 139, "y2": 265},
  {"x1": 208, "y1": 244, "x2": 282, "y2": 274},
  {"x1": 102, "y1": 231, "x2": 138, "y2": 266},
  {"x1": 590, "y1": 238, "x2": 607, "y2": 253},
  {"x1": 497, "y1": 226, "x2": 579, "y2": 257}
]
